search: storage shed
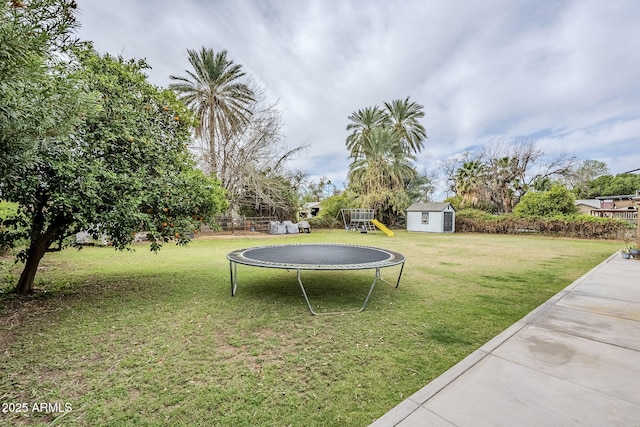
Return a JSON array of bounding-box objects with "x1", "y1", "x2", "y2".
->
[{"x1": 406, "y1": 202, "x2": 455, "y2": 233}]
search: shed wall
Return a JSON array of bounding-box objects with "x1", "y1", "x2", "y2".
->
[
  {"x1": 407, "y1": 211, "x2": 443, "y2": 232},
  {"x1": 406, "y1": 206, "x2": 455, "y2": 233}
]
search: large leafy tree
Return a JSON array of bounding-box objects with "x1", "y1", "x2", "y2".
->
[
  {"x1": 584, "y1": 173, "x2": 640, "y2": 198},
  {"x1": 0, "y1": 4, "x2": 227, "y2": 294},
  {"x1": 169, "y1": 48, "x2": 256, "y2": 177},
  {"x1": 1, "y1": 0, "x2": 81, "y2": 182}
]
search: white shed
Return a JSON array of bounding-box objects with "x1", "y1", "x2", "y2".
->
[{"x1": 406, "y1": 202, "x2": 455, "y2": 233}]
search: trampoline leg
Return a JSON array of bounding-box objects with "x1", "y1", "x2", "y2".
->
[
  {"x1": 393, "y1": 261, "x2": 405, "y2": 288},
  {"x1": 359, "y1": 270, "x2": 380, "y2": 312},
  {"x1": 296, "y1": 269, "x2": 380, "y2": 315},
  {"x1": 296, "y1": 269, "x2": 319, "y2": 316},
  {"x1": 378, "y1": 261, "x2": 405, "y2": 289},
  {"x1": 230, "y1": 261, "x2": 238, "y2": 296}
]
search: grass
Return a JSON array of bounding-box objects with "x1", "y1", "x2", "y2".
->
[{"x1": 0, "y1": 230, "x2": 619, "y2": 426}]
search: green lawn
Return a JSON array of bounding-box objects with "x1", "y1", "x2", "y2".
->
[{"x1": 0, "y1": 231, "x2": 619, "y2": 426}]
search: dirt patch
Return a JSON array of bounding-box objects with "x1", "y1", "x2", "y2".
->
[{"x1": 216, "y1": 328, "x2": 290, "y2": 372}]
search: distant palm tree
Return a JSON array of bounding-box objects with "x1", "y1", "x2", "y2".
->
[
  {"x1": 169, "y1": 48, "x2": 255, "y2": 176},
  {"x1": 384, "y1": 97, "x2": 427, "y2": 156},
  {"x1": 349, "y1": 127, "x2": 417, "y2": 215},
  {"x1": 345, "y1": 106, "x2": 389, "y2": 161},
  {"x1": 345, "y1": 98, "x2": 425, "y2": 222},
  {"x1": 455, "y1": 161, "x2": 486, "y2": 207}
]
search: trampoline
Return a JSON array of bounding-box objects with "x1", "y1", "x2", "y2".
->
[{"x1": 227, "y1": 243, "x2": 406, "y2": 315}]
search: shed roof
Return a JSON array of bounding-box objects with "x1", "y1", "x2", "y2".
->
[{"x1": 407, "y1": 202, "x2": 454, "y2": 212}]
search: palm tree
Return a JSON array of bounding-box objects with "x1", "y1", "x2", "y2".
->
[
  {"x1": 384, "y1": 97, "x2": 427, "y2": 156},
  {"x1": 345, "y1": 98, "x2": 425, "y2": 222},
  {"x1": 455, "y1": 161, "x2": 486, "y2": 207},
  {"x1": 348, "y1": 127, "x2": 417, "y2": 220},
  {"x1": 345, "y1": 106, "x2": 389, "y2": 161},
  {"x1": 169, "y1": 48, "x2": 255, "y2": 177}
]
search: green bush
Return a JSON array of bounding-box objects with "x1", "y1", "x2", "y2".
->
[
  {"x1": 513, "y1": 185, "x2": 578, "y2": 217},
  {"x1": 444, "y1": 195, "x2": 462, "y2": 211},
  {"x1": 307, "y1": 215, "x2": 341, "y2": 229},
  {"x1": 307, "y1": 191, "x2": 359, "y2": 229}
]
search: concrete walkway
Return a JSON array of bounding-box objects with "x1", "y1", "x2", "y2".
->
[{"x1": 371, "y1": 253, "x2": 640, "y2": 427}]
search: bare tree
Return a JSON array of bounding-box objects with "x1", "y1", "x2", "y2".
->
[
  {"x1": 449, "y1": 139, "x2": 578, "y2": 213},
  {"x1": 236, "y1": 155, "x2": 307, "y2": 219},
  {"x1": 480, "y1": 139, "x2": 541, "y2": 212},
  {"x1": 183, "y1": 79, "x2": 305, "y2": 217},
  {"x1": 562, "y1": 159, "x2": 609, "y2": 198},
  {"x1": 217, "y1": 84, "x2": 283, "y2": 191},
  {"x1": 301, "y1": 176, "x2": 338, "y2": 202}
]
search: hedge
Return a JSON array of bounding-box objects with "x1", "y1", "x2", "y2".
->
[{"x1": 455, "y1": 209, "x2": 635, "y2": 240}]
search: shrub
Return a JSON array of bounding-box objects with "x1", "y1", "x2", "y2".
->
[
  {"x1": 307, "y1": 191, "x2": 358, "y2": 229},
  {"x1": 444, "y1": 195, "x2": 462, "y2": 211},
  {"x1": 456, "y1": 209, "x2": 634, "y2": 239},
  {"x1": 307, "y1": 215, "x2": 341, "y2": 229},
  {"x1": 513, "y1": 185, "x2": 578, "y2": 217}
]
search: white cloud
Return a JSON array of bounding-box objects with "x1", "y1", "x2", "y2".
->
[{"x1": 75, "y1": 0, "x2": 640, "y2": 197}]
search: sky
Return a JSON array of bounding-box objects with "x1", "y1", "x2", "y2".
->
[{"x1": 74, "y1": 0, "x2": 640, "y2": 199}]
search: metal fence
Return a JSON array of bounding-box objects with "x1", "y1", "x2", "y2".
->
[{"x1": 590, "y1": 209, "x2": 638, "y2": 222}]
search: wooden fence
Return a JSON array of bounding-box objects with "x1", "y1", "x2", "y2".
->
[{"x1": 199, "y1": 216, "x2": 278, "y2": 235}]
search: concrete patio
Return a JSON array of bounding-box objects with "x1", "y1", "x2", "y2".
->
[{"x1": 371, "y1": 252, "x2": 640, "y2": 427}]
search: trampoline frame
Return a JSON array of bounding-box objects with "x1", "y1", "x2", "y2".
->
[{"x1": 226, "y1": 243, "x2": 406, "y2": 315}]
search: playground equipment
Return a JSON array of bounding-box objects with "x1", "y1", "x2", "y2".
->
[
  {"x1": 339, "y1": 209, "x2": 393, "y2": 236},
  {"x1": 371, "y1": 219, "x2": 394, "y2": 236},
  {"x1": 339, "y1": 209, "x2": 375, "y2": 232}
]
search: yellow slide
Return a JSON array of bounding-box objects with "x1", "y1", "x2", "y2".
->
[{"x1": 371, "y1": 219, "x2": 394, "y2": 236}]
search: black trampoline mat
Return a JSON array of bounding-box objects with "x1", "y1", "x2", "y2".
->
[
  {"x1": 227, "y1": 243, "x2": 405, "y2": 270},
  {"x1": 245, "y1": 244, "x2": 390, "y2": 265}
]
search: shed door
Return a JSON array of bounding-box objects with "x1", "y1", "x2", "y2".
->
[{"x1": 443, "y1": 212, "x2": 453, "y2": 232}]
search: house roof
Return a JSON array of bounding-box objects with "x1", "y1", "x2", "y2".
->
[
  {"x1": 595, "y1": 194, "x2": 638, "y2": 200},
  {"x1": 575, "y1": 199, "x2": 601, "y2": 209},
  {"x1": 302, "y1": 202, "x2": 321, "y2": 209},
  {"x1": 407, "y1": 202, "x2": 454, "y2": 212}
]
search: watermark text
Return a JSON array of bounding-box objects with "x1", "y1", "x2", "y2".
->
[{"x1": 2, "y1": 402, "x2": 72, "y2": 414}]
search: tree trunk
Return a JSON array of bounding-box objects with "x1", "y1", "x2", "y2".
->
[
  {"x1": 208, "y1": 120, "x2": 217, "y2": 178},
  {"x1": 15, "y1": 214, "x2": 68, "y2": 295},
  {"x1": 15, "y1": 239, "x2": 48, "y2": 295}
]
